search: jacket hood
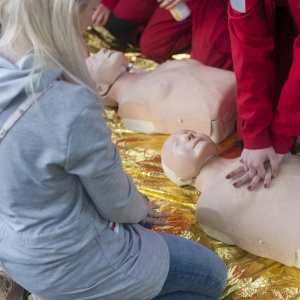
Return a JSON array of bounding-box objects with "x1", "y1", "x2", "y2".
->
[{"x1": 0, "y1": 54, "x2": 62, "y2": 112}]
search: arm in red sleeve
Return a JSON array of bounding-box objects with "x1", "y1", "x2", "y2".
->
[
  {"x1": 271, "y1": 34, "x2": 300, "y2": 153},
  {"x1": 228, "y1": 0, "x2": 275, "y2": 149}
]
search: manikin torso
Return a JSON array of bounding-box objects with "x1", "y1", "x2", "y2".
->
[
  {"x1": 109, "y1": 59, "x2": 237, "y2": 143},
  {"x1": 194, "y1": 153, "x2": 300, "y2": 268}
]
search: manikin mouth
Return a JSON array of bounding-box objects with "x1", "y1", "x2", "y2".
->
[
  {"x1": 192, "y1": 137, "x2": 204, "y2": 149},
  {"x1": 108, "y1": 51, "x2": 114, "y2": 58},
  {"x1": 192, "y1": 140, "x2": 199, "y2": 149}
]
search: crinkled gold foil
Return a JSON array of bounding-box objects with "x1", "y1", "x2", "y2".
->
[
  {"x1": 86, "y1": 27, "x2": 300, "y2": 299},
  {"x1": 105, "y1": 109, "x2": 300, "y2": 300},
  {"x1": 84, "y1": 26, "x2": 140, "y2": 53}
]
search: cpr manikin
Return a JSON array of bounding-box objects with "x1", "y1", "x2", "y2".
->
[
  {"x1": 86, "y1": 49, "x2": 237, "y2": 143},
  {"x1": 161, "y1": 129, "x2": 300, "y2": 268}
]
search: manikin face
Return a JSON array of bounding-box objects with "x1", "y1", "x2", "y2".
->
[
  {"x1": 86, "y1": 48, "x2": 129, "y2": 87},
  {"x1": 161, "y1": 130, "x2": 219, "y2": 182}
]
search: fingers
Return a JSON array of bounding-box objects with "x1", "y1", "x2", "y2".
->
[
  {"x1": 247, "y1": 165, "x2": 274, "y2": 190},
  {"x1": 145, "y1": 216, "x2": 169, "y2": 226},
  {"x1": 143, "y1": 209, "x2": 169, "y2": 227},
  {"x1": 246, "y1": 173, "x2": 261, "y2": 191},
  {"x1": 268, "y1": 155, "x2": 279, "y2": 178},
  {"x1": 228, "y1": 147, "x2": 281, "y2": 191},
  {"x1": 92, "y1": 5, "x2": 110, "y2": 26},
  {"x1": 147, "y1": 201, "x2": 160, "y2": 210},
  {"x1": 228, "y1": 161, "x2": 270, "y2": 191},
  {"x1": 247, "y1": 166, "x2": 255, "y2": 179},
  {"x1": 232, "y1": 172, "x2": 261, "y2": 191},
  {"x1": 158, "y1": 0, "x2": 178, "y2": 10},
  {"x1": 225, "y1": 165, "x2": 244, "y2": 179},
  {"x1": 142, "y1": 196, "x2": 169, "y2": 226},
  {"x1": 243, "y1": 157, "x2": 266, "y2": 179},
  {"x1": 263, "y1": 165, "x2": 272, "y2": 188},
  {"x1": 231, "y1": 166, "x2": 274, "y2": 191},
  {"x1": 248, "y1": 164, "x2": 266, "y2": 180},
  {"x1": 92, "y1": 14, "x2": 108, "y2": 27},
  {"x1": 148, "y1": 208, "x2": 169, "y2": 219},
  {"x1": 232, "y1": 172, "x2": 250, "y2": 188},
  {"x1": 276, "y1": 153, "x2": 285, "y2": 165},
  {"x1": 241, "y1": 146, "x2": 278, "y2": 178}
]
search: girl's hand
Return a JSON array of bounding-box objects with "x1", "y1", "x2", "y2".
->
[
  {"x1": 140, "y1": 196, "x2": 169, "y2": 226},
  {"x1": 226, "y1": 162, "x2": 271, "y2": 190},
  {"x1": 157, "y1": 0, "x2": 185, "y2": 10},
  {"x1": 92, "y1": 3, "x2": 111, "y2": 27},
  {"x1": 226, "y1": 148, "x2": 286, "y2": 191},
  {"x1": 239, "y1": 147, "x2": 278, "y2": 180}
]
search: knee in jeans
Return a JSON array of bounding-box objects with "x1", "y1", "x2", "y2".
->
[{"x1": 213, "y1": 259, "x2": 228, "y2": 297}]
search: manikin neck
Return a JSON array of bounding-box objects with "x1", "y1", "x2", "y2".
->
[
  {"x1": 195, "y1": 156, "x2": 236, "y2": 192},
  {"x1": 102, "y1": 65, "x2": 129, "y2": 97},
  {"x1": 108, "y1": 67, "x2": 144, "y2": 100}
]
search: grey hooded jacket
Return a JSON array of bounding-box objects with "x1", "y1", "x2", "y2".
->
[{"x1": 0, "y1": 55, "x2": 169, "y2": 300}]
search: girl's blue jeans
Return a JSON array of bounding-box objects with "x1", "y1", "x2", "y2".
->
[{"x1": 152, "y1": 232, "x2": 227, "y2": 300}]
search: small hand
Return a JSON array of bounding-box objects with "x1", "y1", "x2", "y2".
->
[
  {"x1": 240, "y1": 147, "x2": 278, "y2": 179},
  {"x1": 226, "y1": 151, "x2": 286, "y2": 191},
  {"x1": 226, "y1": 163, "x2": 271, "y2": 190},
  {"x1": 140, "y1": 198, "x2": 169, "y2": 227},
  {"x1": 92, "y1": 3, "x2": 111, "y2": 27},
  {"x1": 157, "y1": 0, "x2": 183, "y2": 10}
]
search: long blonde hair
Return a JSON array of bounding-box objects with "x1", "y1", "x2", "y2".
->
[{"x1": 0, "y1": 0, "x2": 100, "y2": 101}]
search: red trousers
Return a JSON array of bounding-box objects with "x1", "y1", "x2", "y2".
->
[
  {"x1": 109, "y1": 0, "x2": 232, "y2": 69},
  {"x1": 111, "y1": 0, "x2": 192, "y2": 62},
  {"x1": 190, "y1": 0, "x2": 232, "y2": 70}
]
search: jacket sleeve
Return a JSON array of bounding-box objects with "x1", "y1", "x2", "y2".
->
[
  {"x1": 271, "y1": 34, "x2": 300, "y2": 153},
  {"x1": 102, "y1": 0, "x2": 119, "y2": 10},
  {"x1": 65, "y1": 99, "x2": 147, "y2": 224},
  {"x1": 228, "y1": 0, "x2": 275, "y2": 149}
]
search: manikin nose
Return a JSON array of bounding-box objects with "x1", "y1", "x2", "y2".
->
[{"x1": 186, "y1": 132, "x2": 195, "y2": 141}]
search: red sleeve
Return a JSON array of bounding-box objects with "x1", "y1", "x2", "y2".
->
[
  {"x1": 101, "y1": 0, "x2": 119, "y2": 10},
  {"x1": 271, "y1": 34, "x2": 300, "y2": 153},
  {"x1": 228, "y1": 0, "x2": 275, "y2": 149}
]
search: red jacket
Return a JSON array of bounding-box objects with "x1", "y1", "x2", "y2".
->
[
  {"x1": 101, "y1": 0, "x2": 119, "y2": 10},
  {"x1": 228, "y1": 0, "x2": 300, "y2": 153}
]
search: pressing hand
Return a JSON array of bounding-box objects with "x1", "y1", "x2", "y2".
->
[{"x1": 226, "y1": 148, "x2": 285, "y2": 190}]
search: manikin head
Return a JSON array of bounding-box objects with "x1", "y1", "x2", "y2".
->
[
  {"x1": 86, "y1": 48, "x2": 129, "y2": 95},
  {"x1": 161, "y1": 130, "x2": 219, "y2": 186}
]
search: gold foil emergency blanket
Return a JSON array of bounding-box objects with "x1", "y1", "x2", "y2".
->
[{"x1": 86, "y1": 27, "x2": 300, "y2": 299}]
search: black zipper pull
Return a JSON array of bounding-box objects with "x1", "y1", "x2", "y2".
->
[{"x1": 259, "y1": 0, "x2": 266, "y2": 20}]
